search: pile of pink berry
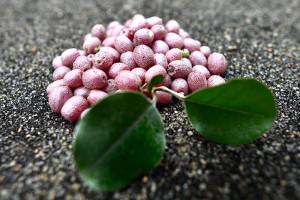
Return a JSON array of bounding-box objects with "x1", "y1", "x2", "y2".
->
[{"x1": 47, "y1": 14, "x2": 227, "y2": 122}]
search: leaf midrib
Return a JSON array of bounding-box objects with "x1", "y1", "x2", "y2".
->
[{"x1": 82, "y1": 103, "x2": 154, "y2": 173}]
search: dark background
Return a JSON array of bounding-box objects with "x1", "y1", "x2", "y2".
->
[{"x1": 0, "y1": 0, "x2": 299, "y2": 199}]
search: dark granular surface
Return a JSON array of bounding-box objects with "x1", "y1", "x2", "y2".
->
[{"x1": 0, "y1": 0, "x2": 299, "y2": 199}]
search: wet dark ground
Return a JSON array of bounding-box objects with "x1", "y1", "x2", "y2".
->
[{"x1": 0, "y1": 0, "x2": 299, "y2": 199}]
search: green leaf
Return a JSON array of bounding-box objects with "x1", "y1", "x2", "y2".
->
[
  {"x1": 147, "y1": 74, "x2": 164, "y2": 92},
  {"x1": 184, "y1": 78, "x2": 277, "y2": 145},
  {"x1": 73, "y1": 92, "x2": 165, "y2": 192}
]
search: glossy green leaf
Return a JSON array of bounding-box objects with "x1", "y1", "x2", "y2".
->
[
  {"x1": 73, "y1": 92, "x2": 165, "y2": 192},
  {"x1": 147, "y1": 74, "x2": 164, "y2": 92},
  {"x1": 184, "y1": 78, "x2": 277, "y2": 145}
]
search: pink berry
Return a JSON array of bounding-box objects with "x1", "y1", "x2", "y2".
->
[
  {"x1": 151, "y1": 25, "x2": 167, "y2": 40},
  {"x1": 82, "y1": 68, "x2": 107, "y2": 89},
  {"x1": 83, "y1": 37, "x2": 101, "y2": 55},
  {"x1": 192, "y1": 65, "x2": 210, "y2": 79},
  {"x1": 167, "y1": 60, "x2": 192, "y2": 79},
  {"x1": 49, "y1": 86, "x2": 73, "y2": 113},
  {"x1": 91, "y1": 24, "x2": 106, "y2": 41},
  {"x1": 132, "y1": 14, "x2": 146, "y2": 21},
  {"x1": 87, "y1": 54, "x2": 94, "y2": 63},
  {"x1": 164, "y1": 32, "x2": 183, "y2": 49},
  {"x1": 189, "y1": 51, "x2": 207, "y2": 66},
  {"x1": 152, "y1": 40, "x2": 169, "y2": 54},
  {"x1": 207, "y1": 53, "x2": 227, "y2": 75},
  {"x1": 110, "y1": 25, "x2": 125, "y2": 37},
  {"x1": 103, "y1": 79, "x2": 119, "y2": 93},
  {"x1": 84, "y1": 33, "x2": 93, "y2": 41},
  {"x1": 87, "y1": 90, "x2": 108, "y2": 105},
  {"x1": 52, "y1": 56, "x2": 63, "y2": 69},
  {"x1": 93, "y1": 51, "x2": 113, "y2": 70},
  {"x1": 156, "y1": 91, "x2": 172, "y2": 104},
  {"x1": 179, "y1": 28, "x2": 190, "y2": 39},
  {"x1": 114, "y1": 35, "x2": 134, "y2": 53},
  {"x1": 61, "y1": 96, "x2": 89, "y2": 122},
  {"x1": 183, "y1": 38, "x2": 201, "y2": 53},
  {"x1": 53, "y1": 66, "x2": 71, "y2": 81},
  {"x1": 200, "y1": 46, "x2": 211, "y2": 58},
  {"x1": 166, "y1": 48, "x2": 182, "y2": 63},
  {"x1": 120, "y1": 28, "x2": 134, "y2": 40},
  {"x1": 63, "y1": 69, "x2": 83, "y2": 88},
  {"x1": 99, "y1": 47, "x2": 120, "y2": 63},
  {"x1": 133, "y1": 45, "x2": 155, "y2": 70},
  {"x1": 78, "y1": 50, "x2": 86, "y2": 56},
  {"x1": 187, "y1": 71, "x2": 207, "y2": 92},
  {"x1": 129, "y1": 18, "x2": 149, "y2": 35},
  {"x1": 46, "y1": 79, "x2": 64, "y2": 94},
  {"x1": 171, "y1": 78, "x2": 189, "y2": 95},
  {"x1": 74, "y1": 86, "x2": 90, "y2": 98},
  {"x1": 73, "y1": 56, "x2": 92, "y2": 71},
  {"x1": 115, "y1": 71, "x2": 142, "y2": 91},
  {"x1": 124, "y1": 19, "x2": 132, "y2": 28},
  {"x1": 207, "y1": 75, "x2": 226, "y2": 87},
  {"x1": 134, "y1": 28, "x2": 154, "y2": 45},
  {"x1": 61, "y1": 48, "x2": 80, "y2": 66},
  {"x1": 108, "y1": 63, "x2": 130, "y2": 79},
  {"x1": 120, "y1": 51, "x2": 138, "y2": 70},
  {"x1": 158, "y1": 74, "x2": 172, "y2": 88},
  {"x1": 131, "y1": 68, "x2": 146, "y2": 84},
  {"x1": 181, "y1": 58, "x2": 192, "y2": 68},
  {"x1": 107, "y1": 21, "x2": 121, "y2": 30},
  {"x1": 102, "y1": 37, "x2": 116, "y2": 48},
  {"x1": 165, "y1": 20, "x2": 180, "y2": 34},
  {"x1": 153, "y1": 53, "x2": 168, "y2": 69},
  {"x1": 146, "y1": 16, "x2": 163, "y2": 27},
  {"x1": 145, "y1": 65, "x2": 167, "y2": 83}
]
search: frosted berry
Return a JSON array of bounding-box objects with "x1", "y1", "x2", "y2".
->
[
  {"x1": 158, "y1": 74, "x2": 172, "y2": 88},
  {"x1": 187, "y1": 71, "x2": 207, "y2": 92},
  {"x1": 53, "y1": 66, "x2": 71, "y2": 81},
  {"x1": 131, "y1": 68, "x2": 146, "y2": 84},
  {"x1": 52, "y1": 56, "x2": 63, "y2": 69},
  {"x1": 164, "y1": 32, "x2": 183, "y2": 49},
  {"x1": 49, "y1": 86, "x2": 73, "y2": 113},
  {"x1": 146, "y1": 16, "x2": 162, "y2": 27},
  {"x1": 151, "y1": 25, "x2": 166, "y2": 40},
  {"x1": 110, "y1": 25, "x2": 125, "y2": 37},
  {"x1": 61, "y1": 96, "x2": 89, "y2": 122},
  {"x1": 165, "y1": 20, "x2": 180, "y2": 34},
  {"x1": 108, "y1": 63, "x2": 130, "y2": 79},
  {"x1": 153, "y1": 53, "x2": 168, "y2": 69},
  {"x1": 73, "y1": 56, "x2": 92, "y2": 71},
  {"x1": 200, "y1": 46, "x2": 211, "y2": 58},
  {"x1": 207, "y1": 75, "x2": 226, "y2": 87},
  {"x1": 120, "y1": 51, "x2": 138, "y2": 70},
  {"x1": 114, "y1": 35, "x2": 134, "y2": 53},
  {"x1": 83, "y1": 37, "x2": 101, "y2": 55},
  {"x1": 107, "y1": 21, "x2": 121, "y2": 30},
  {"x1": 156, "y1": 91, "x2": 172, "y2": 104},
  {"x1": 93, "y1": 51, "x2": 113, "y2": 70},
  {"x1": 181, "y1": 58, "x2": 192, "y2": 68},
  {"x1": 129, "y1": 18, "x2": 149, "y2": 35},
  {"x1": 171, "y1": 78, "x2": 189, "y2": 95},
  {"x1": 61, "y1": 48, "x2": 80, "y2": 66},
  {"x1": 46, "y1": 79, "x2": 64, "y2": 94},
  {"x1": 183, "y1": 38, "x2": 201, "y2": 53},
  {"x1": 74, "y1": 86, "x2": 90, "y2": 98},
  {"x1": 87, "y1": 90, "x2": 108, "y2": 105},
  {"x1": 179, "y1": 28, "x2": 190, "y2": 39},
  {"x1": 152, "y1": 40, "x2": 169, "y2": 54},
  {"x1": 78, "y1": 50, "x2": 85, "y2": 56},
  {"x1": 84, "y1": 33, "x2": 93, "y2": 41},
  {"x1": 103, "y1": 79, "x2": 119, "y2": 93},
  {"x1": 63, "y1": 69, "x2": 83, "y2": 88},
  {"x1": 145, "y1": 65, "x2": 167, "y2": 83},
  {"x1": 189, "y1": 51, "x2": 207, "y2": 66},
  {"x1": 134, "y1": 28, "x2": 154, "y2": 45},
  {"x1": 115, "y1": 71, "x2": 142, "y2": 91},
  {"x1": 133, "y1": 45, "x2": 155, "y2": 70},
  {"x1": 166, "y1": 48, "x2": 182, "y2": 63},
  {"x1": 207, "y1": 53, "x2": 227, "y2": 75},
  {"x1": 99, "y1": 47, "x2": 120, "y2": 63},
  {"x1": 192, "y1": 65, "x2": 211, "y2": 79},
  {"x1": 167, "y1": 60, "x2": 192, "y2": 79},
  {"x1": 82, "y1": 68, "x2": 107, "y2": 90},
  {"x1": 91, "y1": 24, "x2": 106, "y2": 41},
  {"x1": 102, "y1": 37, "x2": 116, "y2": 48}
]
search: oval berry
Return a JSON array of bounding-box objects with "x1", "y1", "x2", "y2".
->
[
  {"x1": 49, "y1": 86, "x2": 73, "y2": 113},
  {"x1": 82, "y1": 68, "x2": 107, "y2": 90},
  {"x1": 61, "y1": 96, "x2": 89, "y2": 122},
  {"x1": 133, "y1": 45, "x2": 155, "y2": 70},
  {"x1": 207, "y1": 53, "x2": 227, "y2": 75},
  {"x1": 187, "y1": 71, "x2": 207, "y2": 92},
  {"x1": 115, "y1": 71, "x2": 142, "y2": 91},
  {"x1": 87, "y1": 90, "x2": 108, "y2": 105}
]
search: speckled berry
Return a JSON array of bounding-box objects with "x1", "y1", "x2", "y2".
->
[
  {"x1": 91, "y1": 24, "x2": 106, "y2": 41},
  {"x1": 167, "y1": 60, "x2": 192, "y2": 79},
  {"x1": 114, "y1": 35, "x2": 134, "y2": 53},
  {"x1": 102, "y1": 37, "x2": 116, "y2": 48},
  {"x1": 61, "y1": 48, "x2": 80, "y2": 66},
  {"x1": 207, "y1": 53, "x2": 227, "y2": 75},
  {"x1": 145, "y1": 65, "x2": 167, "y2": 83},
  {"x1": 61, "y1": 96, "x2": 89, "y2": 122},
  {"x1": 164, "y1": 32, "x2": 183, "y2": 49},
  {"x1": 171, "y1": 78, "x2": 189, "y2": 95},
  {"x1": 154, "y1": 53, "x2": 168, "y2": 69},
  {"x1": 151, "y1": 25, "x2": 167, "y2": 40},
  {"x1": 192, "y1": 65, "x2": 211, "y2": 79},
  {"x1": 133, "y1": 45, "x2": 155, "y2": 70},
  {"x1": 131, "y1": 68, "x2": 146, "y2": 84},
  {"x1": 99, "y1": 47, "x2": 120, "y2": 63},
  {"x1": 165, "y1": 20, "x2": 180, "y2": 34},
  {"x1": 108, "y1": 63, "x2": 130, "y2": 79},
  {"x1": 115, "y1": 70, "x2": 142, "y2": 91},
  {"x1": 129, "y1": 18, "x2": 149, "y2": 35},
  {"x1": 189, "y1": 51, "x2": 207, "y2": 66},
  {"x1": 158, "y1": 74, "x2": 172, "y2": 88},
  {"x1": 103, "y1": 79, "x2": 119, "y2": 93},
  {"x1": 166, "y1": 48, "x2": 182, "y2": 63},
  {"x1": 87, "y1": 90, "x2": 108, "y2": 105},
  {"x1": 73, "y1": 56, "x2": 92, "y2": 71},
  {"x1": 63, "y1": 69, "x2": 83, "y2": 88},
  {"x1": 187, "y1": 71, "x2": 207, "y2": 92},
  {"x1": 200, "y1": 46, "x2": 211, "y2": 58},
  {"x1": 93, "y1": 51, "x2": 113, "y2": 70},
  {"x1": 52, "y1": 56, "x2": 63, "y2": 69},
  {"x1": 83, "y1": 37, "x2": 101, "y2": 55},
  {"x1": 207, "y1": 75, "x2": 226, "y2": 87},
  {"x1": 120, "y1": 51, "x2": 138, "y2": 70},
  {"x1": 46, "y1": 79, "x2": 64, "y2": 94},
  {"x1": 82, "y1": 68, "x2": 107, "y2": 90},
  {"x1": 53, "y1": 66, "x2": 71, "y2": 81},
  {"x1": 49, "y1": 86, "x2": 73, "y2": 113},
  {"x1": 179, "y1": 28, "x2": 190, "y2": 39},
  {"x1": 152, "y1": 40, "x2": 169, "y2": 54},
  {"x1": 134, "y1": 28, "x2": 154, "y2": 45},
  {"x1": 156, "y1": 91, "x2": 172, "y2": 104},
  {"x1": 74, "y1": 86, "x2": 90, "y2": 98},
  {"x1": 146, "y1": 16, "x2": 162, "y2": 27},
  {"x1": 183, "y1": 38, "x2": 201, "y2": 53}
]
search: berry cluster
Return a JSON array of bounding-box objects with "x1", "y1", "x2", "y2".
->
[{"x1": 47, "y1": 14, "x2": 227, "y2": 122}]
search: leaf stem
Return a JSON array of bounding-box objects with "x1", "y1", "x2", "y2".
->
[{"x1": 152, "y1": 86, "x2": 186, "y2": 100}]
